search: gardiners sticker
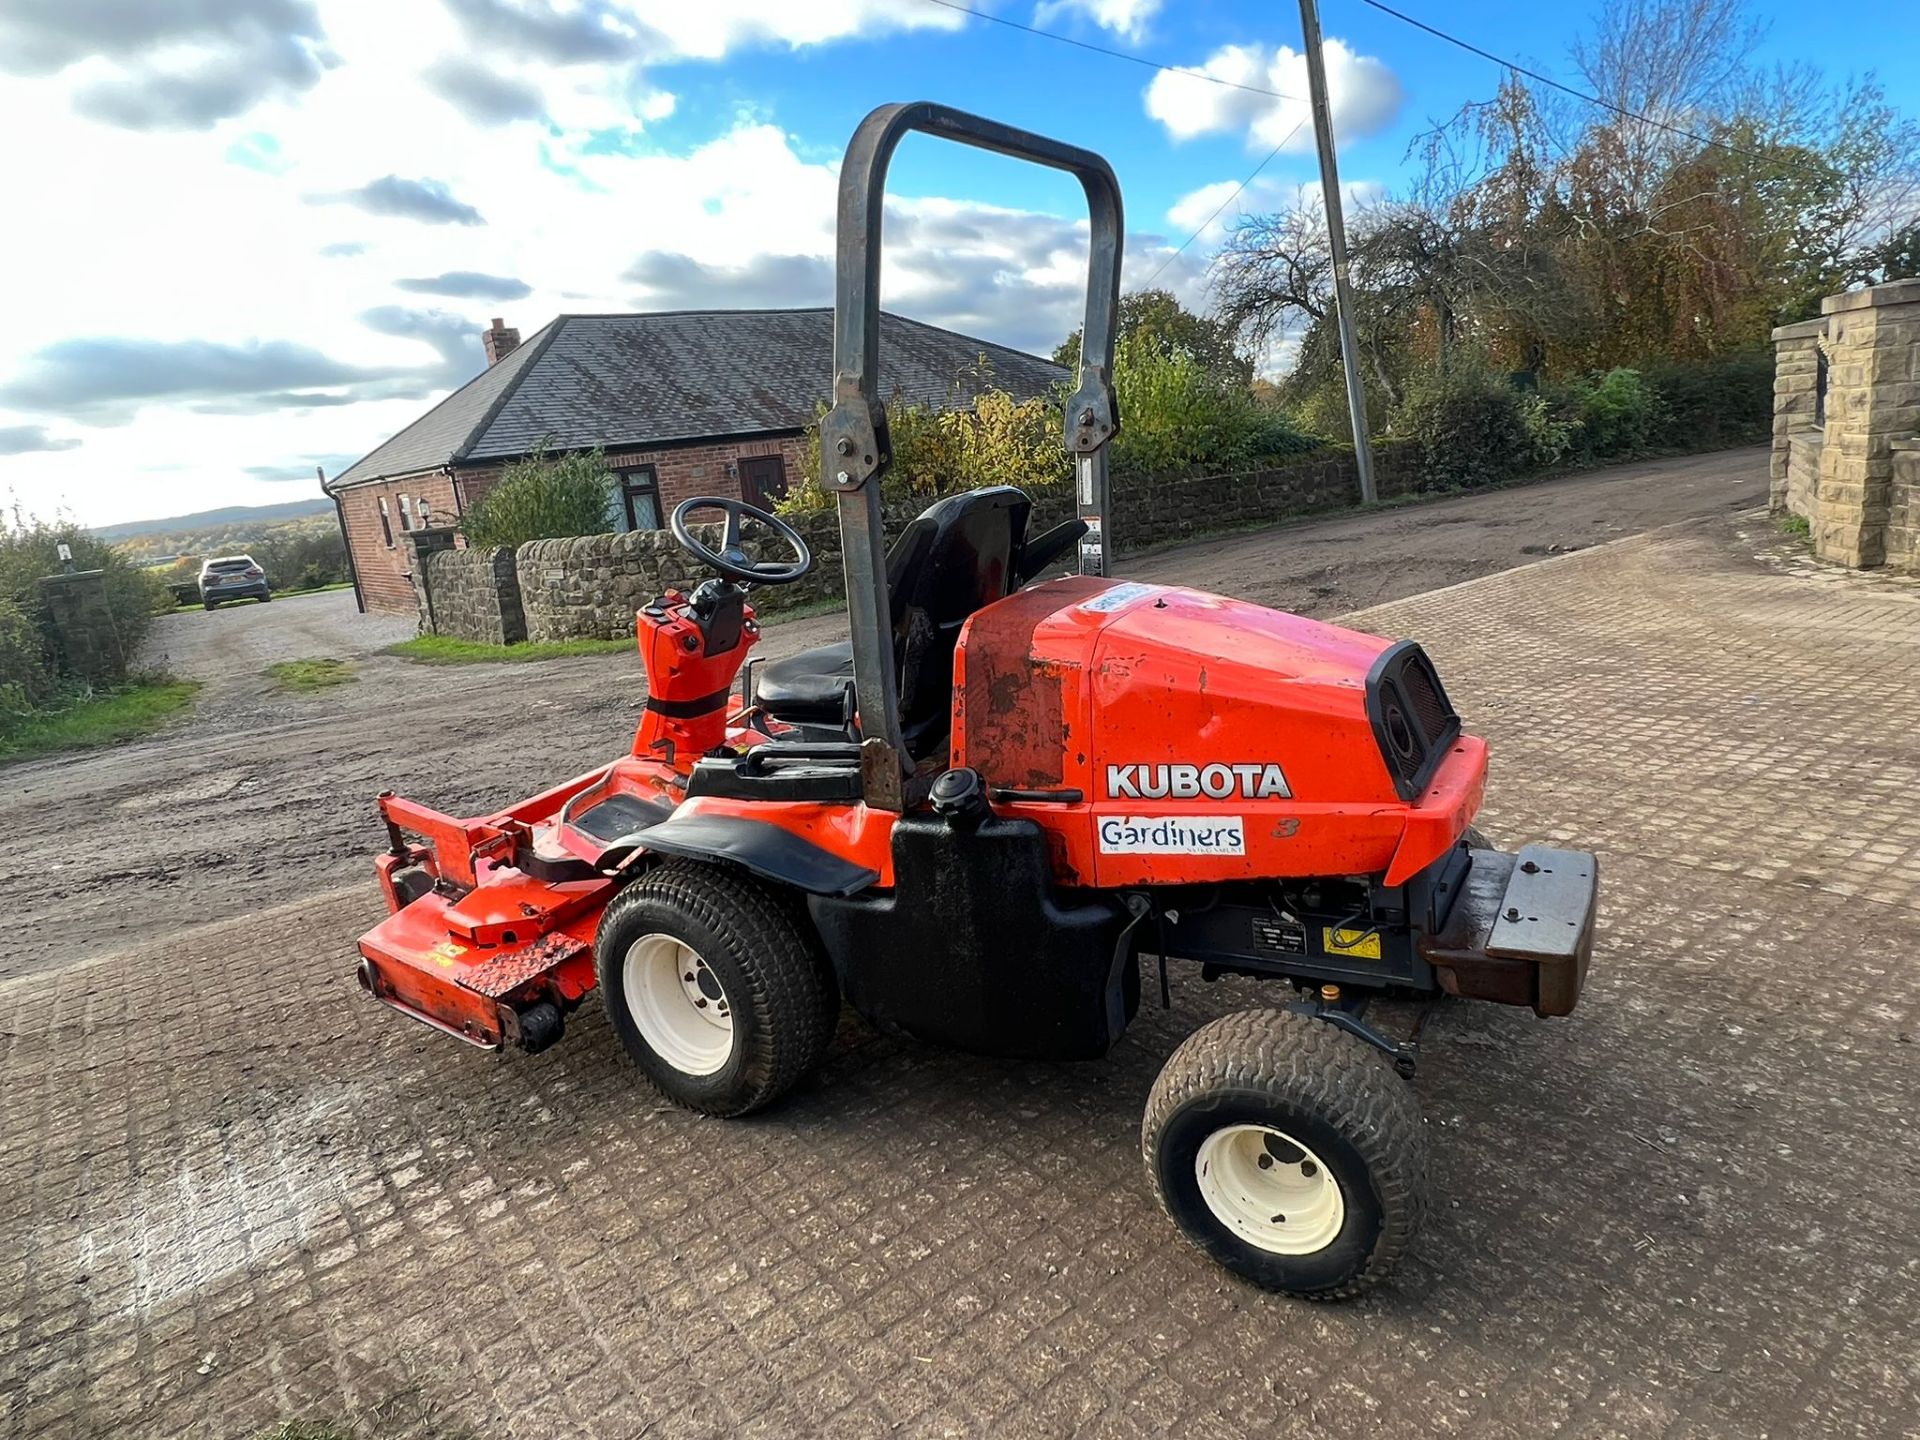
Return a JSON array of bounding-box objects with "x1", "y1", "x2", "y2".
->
[{"x1": 1098, "y1": 815, "x2": 1246, "y2": 856}]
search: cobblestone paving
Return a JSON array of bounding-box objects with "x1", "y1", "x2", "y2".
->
[{"x1": 3, "y1": 522, "x2": 1917, "y2": 1439}]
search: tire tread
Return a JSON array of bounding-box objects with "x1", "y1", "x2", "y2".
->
[
  {"x1": 595, "y1": 860, "x2": 836, "y2": 1116},
  {"x1": 1141, "y1": 1007, "x2": 1426, "y2": 1299}
]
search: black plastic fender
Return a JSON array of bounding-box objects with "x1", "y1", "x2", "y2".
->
[{"x1": 634, "y1": 812, "x2": 880, "y2": 897}]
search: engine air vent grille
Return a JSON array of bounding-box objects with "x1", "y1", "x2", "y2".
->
[{"x1": 1365, "y1": 643, "x2": 1461, "y2": 801}]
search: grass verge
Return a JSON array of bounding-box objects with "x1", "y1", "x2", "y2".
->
[
  {"x1": 385, "y1": 634, "x2": 634, "y2": 665},
  {"x1": 267, "y1": 657, "x2": 357, "y2": 691},
  {"x1": 0, "y1": 678, "x2": 201, "y2": 763}
]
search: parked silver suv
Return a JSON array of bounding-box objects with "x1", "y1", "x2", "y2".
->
[{"x1": 198, "y1": 555, "x2": 271, "y2": 609}]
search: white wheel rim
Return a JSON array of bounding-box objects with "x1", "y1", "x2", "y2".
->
[
  {"x1": 1196, "y1": 1124, "x2": 1345, "y2": 1256},
  {"x1": 623, "y1": 934, "x2": 733, "y2": 1076}
]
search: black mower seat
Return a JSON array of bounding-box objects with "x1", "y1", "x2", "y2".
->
[
  {"x1": 755, "y1": 641, "x2": 854, "y2": 723},
  {"x1": 752, "y1": 488, "x2": 1088, "y2": 751}
]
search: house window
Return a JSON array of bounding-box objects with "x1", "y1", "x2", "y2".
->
[
  {"x1": 617, "y1": 465, "x2": 662, "y2": 531},
  {"x1": 398, "y1": 494, "x2": 414, "y2": 531},
  {"x1": 378, "y1": 498, "x2": 394, "y2": 547}
]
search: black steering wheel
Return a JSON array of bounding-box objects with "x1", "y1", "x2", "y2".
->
[{"x1": 669, "y1": 496, "x2": 813, "y2": 586}]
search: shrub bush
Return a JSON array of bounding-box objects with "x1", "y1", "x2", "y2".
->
[
  {"x1": 0, "y1": 596, "x2": 54, "y2": 717},
  {"x1": 1109, "y1": 335, "x2": 1317, "y2": 477},
  {"x1": 1390, "y1": 366, "x2": 1535, "y2": 491},
  {"x1": 1518, "y1": 392, "x2": 1579, "y2": 470},
  {"x1": 1571, "y1": 367, "x2": 1658, "y2": 457},
  {"x1": 1642, "y1": 348, "x2": 1772, "y2": 449},
  {"x1": 788, "y1": 388, "x2": 1072, "y2": 514},
  {"x1": 0, "y1": 511, "x2": 153, "y2": 674},
  {"x1": 460, "y1": 445, "x2": 617, "y2": 548}
]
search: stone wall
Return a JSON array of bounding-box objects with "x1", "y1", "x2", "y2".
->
[
  {"x1": 422, "y1": 439, "x2": 1422, "y2": 644},
  {"x1": 422, "y1": 545, "x2": 526, "y2": 645},
  {"x1": 1890, "y1": 441, "x2": 1920, "y2": 572},
  {"x1": 1786, "y1": 430, "x2": 1823, "y2": 522},
  {"x1": 1773, "y1": 278, "x2": 1920, "y2": 571},
  {"x1": 517, "y1": 526, "x2": 712, "y2": 643}
]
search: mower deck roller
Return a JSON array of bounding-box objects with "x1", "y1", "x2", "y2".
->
[{"x1": 356, "y1": 101, "x2": 1599, "y2": 1299}]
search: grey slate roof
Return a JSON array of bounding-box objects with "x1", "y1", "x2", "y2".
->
[{"x1": 330, "y1": 308, "x2": 1069, "y2": 489}]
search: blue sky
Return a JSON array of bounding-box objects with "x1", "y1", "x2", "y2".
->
[{"x1": 1, "y1": 0, "x2": 1914, "y2": 526}]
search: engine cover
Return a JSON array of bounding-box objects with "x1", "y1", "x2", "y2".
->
[{"x1": 951, "y1": 578, "x2": 1487, "y2": 888}]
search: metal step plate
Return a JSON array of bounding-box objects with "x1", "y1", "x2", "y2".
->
[{"x1": 1487, "y1": 845, "x2": 1599, "y2": 962}]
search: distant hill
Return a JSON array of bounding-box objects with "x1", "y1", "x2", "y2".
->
[{"x1": 93, "y1": 497, "x2": 333, "y2": 542}]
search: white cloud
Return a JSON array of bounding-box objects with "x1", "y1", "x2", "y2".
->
[
  {"x1": 1166, "y1": 175, "x2": 1387, "y2": 244},
  {"x1": 1032, "y1": 0, "x2": 1165, "y2": 43},
  {"x1": 625, "y1": 0, "x2": 963, "y2": 57},
  {"x1": 0, "y1": 0, "x2": 1142, "y2": 527},
  {"x1": 1146, "y1": 37, "x2": 1403, "y2": 153}
]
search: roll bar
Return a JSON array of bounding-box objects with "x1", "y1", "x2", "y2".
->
[{"x1": 818, "y1": 102, "x2": 1125, "y2": 809}]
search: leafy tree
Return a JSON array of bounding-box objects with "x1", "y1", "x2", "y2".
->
[
  {"x1": 459, "y1": 445, "x2": 617, "y2": 548},
  {"x1": 1212, "y1": 0, "x2": 1920, "y2": 431},
  {"x1": 1054, "y1": 289, "x2": 1254, "y2": 386}
]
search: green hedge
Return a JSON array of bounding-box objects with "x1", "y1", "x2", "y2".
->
[
  {"x1": 1396, "y1": 351, "x2": 1776, "y2": 485},
  {"x1": 1641, "y1": 349, "x2": 1773, "y2": 449},
  {"x1": 0, "y1": 516, "x2": 152, "y2": 682}
]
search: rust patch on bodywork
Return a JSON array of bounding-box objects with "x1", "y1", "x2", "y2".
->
[{"x1": 960, "y1": 578, "x2": 1108, "y2": 789}]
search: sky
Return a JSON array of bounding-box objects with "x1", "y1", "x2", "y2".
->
[{"x1": 1, "y1": 0, "x2": 1915, "y2": 528}]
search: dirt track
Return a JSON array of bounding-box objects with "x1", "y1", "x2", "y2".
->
[{"x1": 0, "y1": 447, "x2": 1765, "y2": 983}]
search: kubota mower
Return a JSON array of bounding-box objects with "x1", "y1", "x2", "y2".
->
[{"x1": 356, "y1": 102, "x2": 1598, "y2": 1298}]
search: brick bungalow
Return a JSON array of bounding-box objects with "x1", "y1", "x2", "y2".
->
[{"x1": 324, "y1": 309, "x2": 1067, "y2": 615}]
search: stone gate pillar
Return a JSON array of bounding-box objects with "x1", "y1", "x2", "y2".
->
[
  {"x1": 1769, "y1": 317, "x2": 1826, "y2": 512},
  {"x1": 1814, "y1": 278, "x2": 1920, "y2": 567},
  {"x1": 36, "y1": 569, "x2": 128, "y2": 686},
  {"x1": 405, "y1": 525, "x2": 458, "y2": 633}
]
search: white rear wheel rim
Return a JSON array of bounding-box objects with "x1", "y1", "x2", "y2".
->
[
  {"x1": 1196, "y1": 1123, "x2": 1345, "y2": 1256},
  {"x1": 624, "y1": 934, "x2": 733, "y2": 1076}
]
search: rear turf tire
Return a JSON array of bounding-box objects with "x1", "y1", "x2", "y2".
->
[
  {"x1": 595, "y1": 860, "x2": 837, "y2": 1117},
  {"x1": 1143, "y1": 1007, "x2": 1426, "y2": 1299}
]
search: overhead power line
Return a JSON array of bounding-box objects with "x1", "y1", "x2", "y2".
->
[
  {"x1": 1144, "y1": 121, "x2": 1306, "y2": 287},
  {"x1": 919, "y1": 0, "x2": 1302, "y2": 104},
  {"x1": 1357, "y1": 0, "x2": 1774, "y2": 166}
]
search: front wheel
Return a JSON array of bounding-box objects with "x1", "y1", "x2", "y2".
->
[
  {"x1": 595, "y1": 860, "x2": 838, "y2": 1117},
  {"x1": 1142, "y1": 1008, "x2": 1426, "y2": 1298}
]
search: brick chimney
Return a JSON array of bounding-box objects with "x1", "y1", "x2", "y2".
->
[{"x1": 482, "y1": 317, "x2": 521, "y2": 366}]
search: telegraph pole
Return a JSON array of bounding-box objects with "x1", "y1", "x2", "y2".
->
[{"x1": 1298, "y1": 0, "x2": 1376, "y2": 502}]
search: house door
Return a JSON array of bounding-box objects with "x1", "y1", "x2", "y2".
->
[{"x1": 739, "y1": 454, "x2": 788, "y2": 508}]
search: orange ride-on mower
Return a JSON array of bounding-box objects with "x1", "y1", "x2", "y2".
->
[{"x1": 355, "y1": 103, "x2": 1598, "y2": 1298}]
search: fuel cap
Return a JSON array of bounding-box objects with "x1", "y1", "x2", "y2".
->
[{"x1": 929, "y1": 766, "x2": 989, "y2": 830}]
